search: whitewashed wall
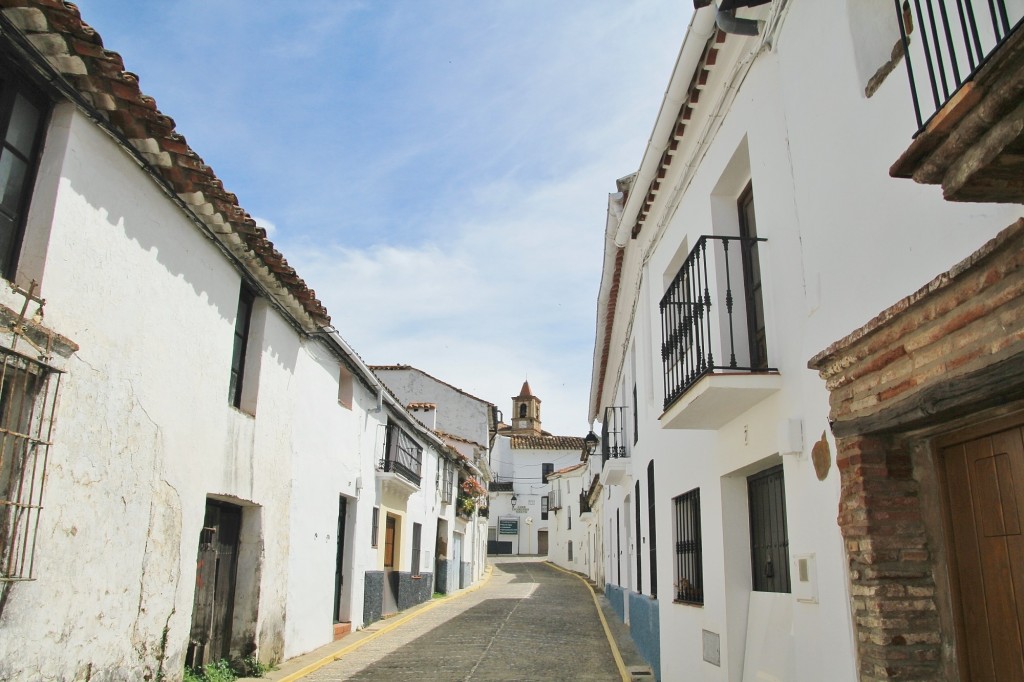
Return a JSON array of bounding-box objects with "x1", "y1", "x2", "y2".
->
[{"x1": 593, "y1": 3, "x2": 1023, "y2": 681}]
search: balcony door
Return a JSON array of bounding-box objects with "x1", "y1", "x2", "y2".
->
[{"x1": 738, "y1": 183, "x2": 767, "y2": 369}]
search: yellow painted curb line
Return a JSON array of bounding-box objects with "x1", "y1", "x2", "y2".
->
[
  {"x1": 278, "y1": 565, "x2": 494, "y2": 682},
  {"x1": 545, "y1": 561, "x2": 630, "y2": 682}
]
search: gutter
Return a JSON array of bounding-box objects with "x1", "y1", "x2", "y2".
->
[{"x1": 612, "y1": 7, "x2": 718, "y2": 247}]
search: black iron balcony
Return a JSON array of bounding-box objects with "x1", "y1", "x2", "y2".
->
[
  {"x1": 489, "y1": 480, "x2": 514, "y2": 492},
  {"x1": 890, "y1": 1, "x2": 1024, "y2": 201},
  {"x1": 579, "y1": 490, "x2": 592, "y2": 516},
  {"x1": 601, "y1": 406, "x2": 629, "y2": 465},
  {"x1": 660, "y1": 235, "x2": 775, "y2": 411},
  {"x1": 380, "y1": 423, "x2": 422, "y2": 487},
  {"x1": 896, "y1": 0, "x2": 1022, "y2": 133}
]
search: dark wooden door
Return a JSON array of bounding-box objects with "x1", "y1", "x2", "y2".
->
[
  {"x1": 941, "y1": 417, "x2": 1024, "y2": 681},
  {"x1": 384, "y1": 515, "x2": 396, "y2": 568},
  {"x1": 333, "y1": 496, "x2": 347, "y2": 623},
  {"x1": 187, "y1": 501, "x2": 241, "y2": 667},
  {"x1": 538, "y1": 529, "x2": 548, "y2": 555},
  {"x1": 737, "y1": 183, "x2": 767, "y2": 370}
]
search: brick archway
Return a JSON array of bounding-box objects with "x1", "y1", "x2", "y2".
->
[{"x1": 810, "y1": 219, "x2": 1024, "y2": 681}]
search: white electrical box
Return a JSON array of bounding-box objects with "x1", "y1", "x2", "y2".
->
[{"x1": 794, "y1": 553, "x2": 818, "y2": 603}]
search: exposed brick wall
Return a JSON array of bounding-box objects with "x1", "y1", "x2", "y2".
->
[
  {"x1": 811, "y1": 219, "x2": 1024, "y2": 680},
  {"x1": 813, "y1": 219, "x2": 1024, "y2": 433},
  {"x1": 836, "y1": 435, "x2": 941, "y2": 680}
]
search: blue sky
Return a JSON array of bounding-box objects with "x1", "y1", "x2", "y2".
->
[{"x1": 79, "y1": 1, "x2": 692, "y2": 436}]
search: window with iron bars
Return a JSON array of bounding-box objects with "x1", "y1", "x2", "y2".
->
[
  {"x1": 0, "y1": 346, "x2": 61, "y2": 581},
  {"x1": 439, "y1": 458, "x2": 455, "y2": 504},
  {"x1": 673, "y1": 488, "x2": 703, "y2": 605}
]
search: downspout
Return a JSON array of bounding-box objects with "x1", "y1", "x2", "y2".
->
[{"x1": 716, "y1": 8, "x2": 763, "y2": 36}]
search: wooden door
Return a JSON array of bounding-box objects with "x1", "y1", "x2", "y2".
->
[
  {"x1": 537, "y1": 529, "x2": 548, "y2": 555},
  {"x1": 940, "y1": 416, "x2": 1024, "y2": 680},
  {"x1": 187, "y1": 501, "x2": 241, "y2": 667},
  {"x1": 384, "y1": 515, "x2": 396, "y2": 568}
]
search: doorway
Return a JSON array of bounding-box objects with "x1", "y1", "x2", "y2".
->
[
  {"x1": 382, "y1": 514, "x2": 399, "y2": 616},
  {"x1": 938, "y1": 414, "x2": 1024, "y2": 680},
  {"x1": 333, "y1": 496, "x2": 348, "y2": 623},
  {"x1": 187, "y1": 500, "x2": 241, "y2": 667},
  {"x1": 537, "y1": 529, "x2": 548, "y2": 555}
]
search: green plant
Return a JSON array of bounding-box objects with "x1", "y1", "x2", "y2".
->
[{"x1": 182, "y1": 659, "x2": 237, "y2": 682}]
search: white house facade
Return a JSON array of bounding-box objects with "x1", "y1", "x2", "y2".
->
[
  {"x1": 589, "y1": 1, "x2": 1024, "y2": 681},
  {"x1": 488, "y1": 382, "x2": 586, "y2": 557},
  {"x1": 0, "y1": 3, "x2": 488, "y2": 680}
]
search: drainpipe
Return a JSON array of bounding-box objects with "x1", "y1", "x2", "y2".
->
[{"x1": 716, "y1": 8, "x2": 762, "y2": 35}]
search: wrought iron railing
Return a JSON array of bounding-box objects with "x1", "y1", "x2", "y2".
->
[
  {"x1": 896, "y1": 0, "x2": 1024, "y2": 132},
  {"x1": 659, "y1": 235, "x2": 773, "y2": 410},
  {"x1": 601, "y1": 406, "x2": 628, "y2": 465},
  {"x1": 488, "y1": 479, "x2": 513, "y2": 492},
  {"x1": 549, "y1": 486, "x2": 562, "y2": 511},
  {"x1": 379, "y1": 422, "x2": 422, "y2": 486}
]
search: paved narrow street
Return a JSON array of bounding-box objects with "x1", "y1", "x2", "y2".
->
[{"x1": 303, "y1": 559, "x2": 624, "y2": 681}]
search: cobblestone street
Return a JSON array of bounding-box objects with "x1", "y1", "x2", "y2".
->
[{"x1": 302, "y1": 559, "x2": 624, "y2": 681}]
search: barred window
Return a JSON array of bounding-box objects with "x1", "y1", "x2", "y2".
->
[
  {"x1": 440, "y1": 459, "x2": 455, "y2": 504},
  {"x1": 371, "y1": 507, "x2": 379, "y2": 548},
  {"x1": 0, "y1": 347, "x2": 61, "y2": 581},
  {"x1": 673, "y1": 488, "x2": 703, "y2": 605}
]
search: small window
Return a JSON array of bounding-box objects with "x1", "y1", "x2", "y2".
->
[
  {"x1": 371, "y1": 507, "x2": 379, "y2": 548},
  {"x1": 0, "y1": 66, "x2": 49, "y2": 282},
  {"x1": 542, "y1": 462, "x2": 553, "y2": 484},
  {"x1": 673, "y1": 488, "x2": 703, "y2": 605},
  {"x1": 748, "y1": 465, "x2": 791, "y2": 593},
  {"x1": 519, "y1": 403, "x2": 527, "y2": 418},
  {"x1": 541, "y1": 496, "x2": 549, "y2": 521},
  {"x1": 338, "y1": 363, "x2": 353, "y2": 409},
  {"x1": 228, "y1": 285, "x2": 255, "y2": 408},
  {"x1": 411, "y1": 522, "x2": 422, "y2": 576},
  {"x1": 648, "y1": 461, "x2": 658, "y2": 598},
  {"x1": 568, "y1": 541, "x2": 574, "y2": 562},
  {"x1": 568, "y1": 507, "x2": 572, "y2": 530},
  {"x1": 632, "y1": 383, "x2": 639, "y2": 445}
]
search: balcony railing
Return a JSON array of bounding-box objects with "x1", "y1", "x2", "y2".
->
[
  {"x1": 489, "y1": 480, "x2": 514, "y2": 492},
  {"x1": 601, "y1": 406, "x2": 629, "y2": 465},
  {"x1": 380, "y1": 423, "x2": 422, "y2": 487},
  {"x1": 579, "y1": 490, "x2": 592, "y2": 516},
  {"x1": 549, "y1": 487, "x2": 562, "y2": 511},
  {"x1": 660, "y1": 235, "x2": 773, "y2": 411},
  {"x1": 896, "y1": 0, "x2": 1024, "y2": 132}
]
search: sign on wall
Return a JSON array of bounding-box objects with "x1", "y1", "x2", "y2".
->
[{"x1": 498, "y1": 518, "x2": 519, "y2": 535}]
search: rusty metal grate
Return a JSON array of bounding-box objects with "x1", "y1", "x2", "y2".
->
[{"x1": 0, "y1": 344, "x2": 61, "y2": 581}]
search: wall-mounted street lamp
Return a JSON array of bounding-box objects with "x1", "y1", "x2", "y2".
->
[{"x1": 510, "y1": 492, "x2": 518, "y2": 507}]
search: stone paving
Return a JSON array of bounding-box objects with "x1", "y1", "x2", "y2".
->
[{"x1": 304, "y1": 558, "x2": 622, "y2": 681}]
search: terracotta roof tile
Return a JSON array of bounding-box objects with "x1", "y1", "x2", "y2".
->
[
  {"x1": 0, "y1": 0, "x2": 330, "y2": 327},
  {"x1": 550, "y1": 462, "x2": 587, "y2": 476},
  {"x1": 510, "y1": 434, "x2": 586, "y2": 450}
]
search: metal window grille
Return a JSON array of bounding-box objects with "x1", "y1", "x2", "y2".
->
[
  {"x1": 647, "y1": 461, "x2": 658, "y2": 598},
  {"x1": 411, "y1": 522, "x2": 422, "y2": 576},
  {"x1": 748, "y1": 465, "x2": 791, "y2": 593},
  {"x1": 439, "y1": 459, "x2": 454, "y2": 504},
  {"x1": 896, "y1": 0, "x2": 1024, "y2": 132},
  {"x1": 541, "y1": 496, "x2": 549, "y2": 520},
  {"x1": 380, "y1": 422, "x2": 422, "y2": 486},
  {"x1": 371, "y1": 507, "x2": 379, "y2": 548},
  {"x1": 673, "y1": 488, "x2": 703, "y2": 605},
  {"x1": 0, "y1": 346, "x2": 61, "y2": 581}
]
